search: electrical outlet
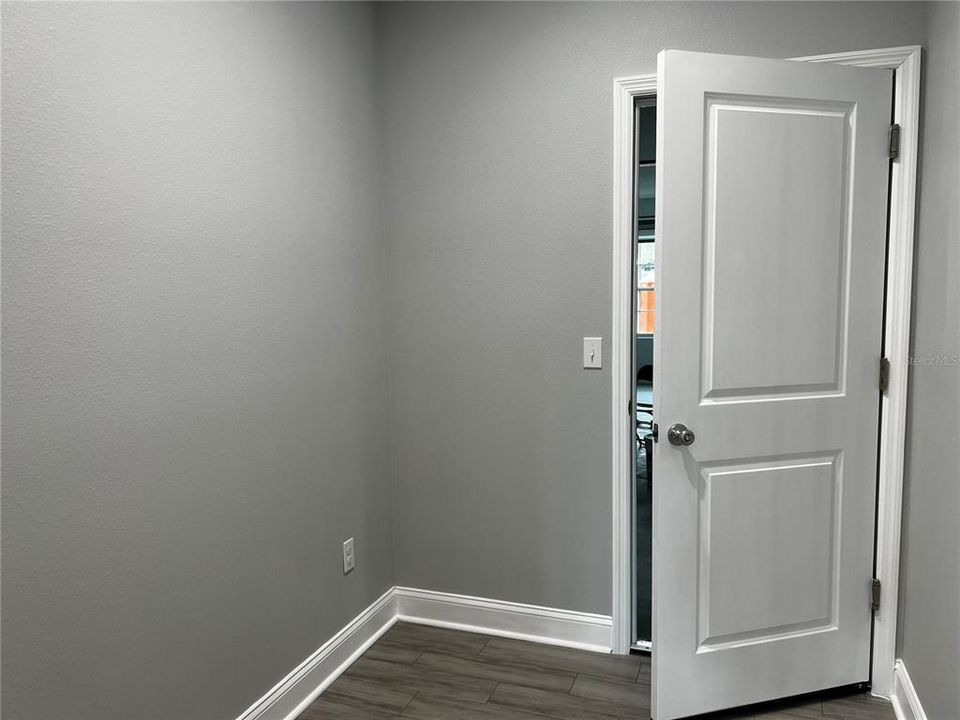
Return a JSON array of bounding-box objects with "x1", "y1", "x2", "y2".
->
[{"x1": 342, "y1": 537, "x2": 355, "y2": 575}]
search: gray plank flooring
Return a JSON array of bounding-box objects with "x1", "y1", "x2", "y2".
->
[{"x1": 297, "y1": 622, "x2": 896, "y2": 720}]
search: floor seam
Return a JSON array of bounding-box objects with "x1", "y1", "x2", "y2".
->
[
  {"x1": 399, "y1": 688, "x2": 419, "y2": 716},
  {"x1": 299, "y1": 625, "x2": 895, "y2": 720}
]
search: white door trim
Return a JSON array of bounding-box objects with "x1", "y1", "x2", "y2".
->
[
  {"x1": 611, "y1": 73, "x2": 659, "y2": 657},
  {"x1": 610, "y1": 46, "x2": 921, "y2": 699},
  {"x1": 791, "y1": 45, "x2": 921, "y2": 699}
]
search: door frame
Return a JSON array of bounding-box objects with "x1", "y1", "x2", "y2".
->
[{"x1": 610, "y1": 45, "x2": 921, "y2": 700}]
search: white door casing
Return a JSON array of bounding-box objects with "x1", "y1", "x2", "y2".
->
[{"x1": 652, "y1": 50, "x2": 892, "y2": 719}]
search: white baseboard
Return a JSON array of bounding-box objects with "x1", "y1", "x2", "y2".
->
[
  {"x1": 891, "y1": 659, "x2": 927, "y2": 720},
  {"x1": 236, "y1": 587, "x2": 397, "y2": 720},
  {"x1": 395, "y1": 586, "x2": 613, "y2": 653},
  {"x1": 236, "y1": 586, "x2": 613, "y2": 720}
]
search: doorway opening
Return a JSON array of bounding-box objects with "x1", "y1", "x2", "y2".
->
[{"x1": 632, "y1": 96, "x2": 656, "y2": 650}]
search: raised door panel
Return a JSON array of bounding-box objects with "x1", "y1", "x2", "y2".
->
[
  {"x1": 703, "y1": 98, "x2": 853, "y2": 402},
  {"x1": 698, "y1": 453, "x2": 841, "y2": 649}
]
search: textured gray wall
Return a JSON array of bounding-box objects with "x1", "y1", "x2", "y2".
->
[
  {"x1": 1, "y1": 4, "x2": 392, "y2": 719},
  {"x1": 3, "y1": 3, "x2": 954, "y2": 719},
  {"x1": 897, "y1": 4, "x2": 960, "y2": 718},
  {"x1": 380, "y1": 1, "x2": 926, "y2": 615}
]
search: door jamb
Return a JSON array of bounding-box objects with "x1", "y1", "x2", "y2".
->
[
  {"x1": 611, "y1": 73, "x2": 659, "y2": 657},
  {"x1": 610, "y1": 46, "x2": 921, "y2": 701}
]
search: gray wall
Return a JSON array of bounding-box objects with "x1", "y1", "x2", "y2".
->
[
  {"x1": 379, "y1": 1, "x2": 926, "y2": 615},
  {"x1": 897, "y1": 3, "x2": 960, "y2": 718},
  {"x1": 3, "y1": 3, "x2": 956, "y2": 719},
  {"x1": 1, "y1": 4, "x2": 392, "y2": 719}
]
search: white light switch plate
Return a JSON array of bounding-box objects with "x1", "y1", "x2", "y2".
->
[
  {"x1": 583, "y1": 337, "x2": 602, "y2": 369},
  {"x1": 342, "y1": 537, "x2": 355, "y2": 574}
]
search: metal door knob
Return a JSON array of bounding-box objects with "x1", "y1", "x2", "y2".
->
[{"x1": 667, "y1": 423, "x2": 695, "y2": 447}]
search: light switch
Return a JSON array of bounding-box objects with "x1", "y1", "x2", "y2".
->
[{"x1": 583, "y1": 337, "x2": 602, "y2": 369}]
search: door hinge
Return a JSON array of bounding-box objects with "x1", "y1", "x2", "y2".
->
[
  {"x1": 871, "y1": 578, "x2": 882, "y2": 612},
  {"x1": 879, "y1": 357, "x2": 891, "y2": 394},
  {"x1": 888, "y1": 124, "x2": 901, "y2": 161}
]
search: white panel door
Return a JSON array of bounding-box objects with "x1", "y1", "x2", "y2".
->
[{"x1": 652, "y1": 50, "x2": 892, "y2": 719}]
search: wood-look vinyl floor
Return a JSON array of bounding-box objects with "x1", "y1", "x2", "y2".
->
[{"x1": 297, "y1": 622, "x2": 896, "y2": 720}]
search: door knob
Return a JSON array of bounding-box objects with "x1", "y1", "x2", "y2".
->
[{"x1": 667, "y1": 423, "x2": 695, "y2": 447}]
